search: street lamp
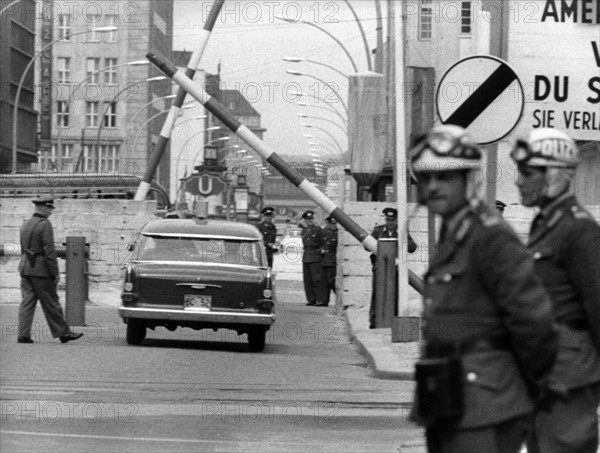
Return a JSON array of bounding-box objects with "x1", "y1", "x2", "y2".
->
[
  {"x1": 295, "y1": 101, "x2": 348, "y2": 127},
  {"x1": 95, "y1": 75, "x2": 167, "y2": 150},
  {"x1": 283, "y1": 57, "x2": 349, "y2": 79},
  {"x1": 340, "y1": 0, "x2": 373, "y2": 71},
  {"x1": 275, "y1": 15, "x2": 359, "y2": 72},
  {"x1": 302, "y1": 124, "x2": 346, "y2": 155},
  {"x1": 54, "y1": 59, "x2": 149, "y2": 168},
  {"x1": 290, "y1": 91, "x2": 347, "y2": 123},
  {"x1": 286, "y1": 69, "x2": 348, "y2": 114},
  {"x1": 11, "y1": 26, "x2": 117, "y2": 173},
  {"x1": 126, "y1": 93, "x2": 179, "y2": 136},
  {"x1": 296, "y1": 113, "x2": 347, "y2": 135}
]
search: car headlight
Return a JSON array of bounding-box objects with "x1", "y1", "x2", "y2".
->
[{"x1": 263, "y1": 289, "x2": 272, "y2": 298}]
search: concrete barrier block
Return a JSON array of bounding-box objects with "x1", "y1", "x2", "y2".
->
[{"x1": 341, "y1": 261, "x2": 371, "y2": 276}]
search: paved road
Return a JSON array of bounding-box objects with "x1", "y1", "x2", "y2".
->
[{"x1": 0, "y1": 282, "x2": 425, "y2": 453}]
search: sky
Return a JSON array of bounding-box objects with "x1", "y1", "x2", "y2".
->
[{"x1": 173, "y1": 1, "x2": 382, "y2": 163}]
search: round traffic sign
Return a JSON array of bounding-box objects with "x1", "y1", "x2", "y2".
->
[{"x1": 436, "y1": 55, "x2": 524, "y2": 145}]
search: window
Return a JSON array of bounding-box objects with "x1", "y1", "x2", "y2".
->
[
  {"x1": 86, "y1": 101, "x2": 99, "y2": 127},
  {"x1": 83, "y1": 144, "x2": 120, "y2": 172},
  {"x1": 105, "y1": 14, "x2": 117, "y2": 42},
  {"x1": 86, "y1": 58, "x2": 100, "y2": 82},
  {"x1": 104, "y1": 102, "x2": 117, "y2": 128},
  {"x1": 104, "y1": 58, "x2": 118, "y2": 84},
  {"x1": 56, "y1": 101, "x2": 69, "y2": 127},
  {"x1": 461, "y1": 2, "x2": 472, "y2": 34},
  {"x1": 40, "y1": 144, "x2": 73, "y2": 169},
  {"x1": 419, "y1": 0, "x2": 433, "y2": 40},
  {"x1": 57, "y1": 57, "x2": 70, "y2": 83},
  {"x1": 86, "y1": 12, "x2": 102, "y2": 41},
  {"x1": 58, "y1": 14, "x2": 71, "y2": 40}
]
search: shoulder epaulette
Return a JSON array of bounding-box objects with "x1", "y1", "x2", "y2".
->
[
  {"x1": 456, "y1": 217, "x2": 472, "y2": 242},
  {"x1": 547, "y1": 210, "x2": 564, "y2": 228},
  {"x1": 570, "y1": 205, "x2": 594, "y2": 221},
  {"x1": 479, "y1": 213, "x2": 501, "y2": 228}
]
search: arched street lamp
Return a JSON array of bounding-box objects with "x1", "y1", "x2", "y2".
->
[
  {"x1": 286, "y1": 69, "x2": 348, "y2": 114},
  {"x1": 95, "y1": 75, "x2": 167, "y2": 149},
  {"x1": 283, "y1": 57, "x2": 349, "y2": 80},
  {"x1": 126, "y1": 94, "x2": 178, "y2": 136},
  {"x1": 302, "y1": 124, "x2": 346, "y2": 155},
  {"x1": 11, "y1": 26, "x2": 117, "y2": 173},
  {"x1": 275, "y1": 15, "x2": 359, "y2": 72},
  {"x1": 290, "y1": 91, "x2": 347, "y2": 123},
  {"x1": 296, "y1": 113, "x2": 347, "y2": 135},
  {"x1": 53, "y1": 59, "x2": 149, "y2": 168}
]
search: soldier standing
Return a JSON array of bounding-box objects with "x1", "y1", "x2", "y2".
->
[
  {"x1": 511, "y1": 128, "x2": 600, "y2": 453},
  {"x1": 409, "y1": 125, "x2": 558, "y2": 453},
  {"x1": 300, "y1": 210, "x2": 328, "y2": 306},
  {"x1": 256, "y1": 206, "x2": 278, "y2": 267},
  {"x1": 369, "y1": 208, "x2": 417, "y2": 328},
  {"x1": 18, "y1": 198, "x2": 83, "y2": 344},
  {"x1": 320, "y1": 215, "x2": 338, "y2": 307}
]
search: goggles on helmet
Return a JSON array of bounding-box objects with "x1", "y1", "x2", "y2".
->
[{"x1": 409, "y1": 128, "x2": 481, "y2": 163}]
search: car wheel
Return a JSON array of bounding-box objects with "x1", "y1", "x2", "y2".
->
[
  {"x1": 126, "y1": 319, "x2": 146, "y2": 345},
  {"x1": 248, "y1": 329, "x2": 266, "y2": 352}
]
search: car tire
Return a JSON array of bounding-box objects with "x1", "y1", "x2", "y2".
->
[
  {"x1": 126, "y1": 319, "x2": 146, "y2": 345},
  {"x1": 248, "y1": 329, "x2": 266, "y2": 352}
]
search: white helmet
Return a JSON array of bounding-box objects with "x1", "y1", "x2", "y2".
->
[{"x1": 511, "y1": 128, "x2": 579, "y2": 168}]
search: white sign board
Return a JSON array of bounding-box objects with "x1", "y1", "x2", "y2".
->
[
  {"x1": 436, "y1": 55, "x2": 524, "y2": 145},
  {"x1": 508, "y1": 0, "x2": 600, "y2": 141}
]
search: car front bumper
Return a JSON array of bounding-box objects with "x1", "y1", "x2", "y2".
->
[{"x1": 118, "y1": 307, "x2": 275, "y2": 326}]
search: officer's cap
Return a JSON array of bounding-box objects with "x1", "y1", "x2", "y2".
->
[
  {"x1": 383, "y1": 208, "x2": 397, "y2": 219},
  {"x1": 495, "y1": 200, "x2": 507, "y2": 209},
  {"x1": 510, "y1": 128, "x2": 579, "y2": 168},
  {"x1": 261, "y1": 206, "x2": 275, "y2": 216},
  {"x1": 410, "y1": 125, "x2": 481, "y2": 173},
  {"x1": 302, "y1": 210, "x2": 315, "y2": 219},
  {"x1": 32, "y1": 198, "x2": 55, "y2": 208}
]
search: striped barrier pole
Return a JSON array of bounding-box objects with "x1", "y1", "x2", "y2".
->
[
  {"x1": 145, "y1": 50, "x2": 424, "y2": 293},
  {"x1": 134, "y1": 0, "x2": 225, "y2": 201}
]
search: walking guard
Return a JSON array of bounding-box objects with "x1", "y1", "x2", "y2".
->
[
  {"x1": 18, "y1": 198, "x2": 83, "y2": 344},
  {"x1": 300, "y1": 210, "x2": 328, "y2": 306},
  {"x1": 409, "y1": 125, "x2": 558, "y2": 453},
  {"x1": 320, "y1": 215, "x2": 338, "y2": 307},
  {"x1": 511, "y1": 128, "x2": 600, "y2": 453},
  {"x1": 256, "y1": 206, "x2": 278, "y2": 267},
  {"x1": 369, "y1": 207, "x2": 417, "y2": 328}
]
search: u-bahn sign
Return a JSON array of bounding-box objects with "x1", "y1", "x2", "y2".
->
[{"x1": 436, "y1": 55, "x2": 524, "y2": 145}]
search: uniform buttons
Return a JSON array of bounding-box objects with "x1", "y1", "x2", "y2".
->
[
  {"x1": 427, "y1": 276, "x2": 435, "y2": 284},
  {"x1": 442, "y1": 274, "x2": 452, "y2": 282},
  {"x1": 424, "y1": 298, "x2": 433, "y2": 306},
  {"x1": 533, "y1": 252, "x2": 542, "y2": 259},
  {"x1": 467, "y1": 372, "x2": 477, "y2": 382}
]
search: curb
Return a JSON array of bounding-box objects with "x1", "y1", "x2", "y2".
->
[{"x1": 343, "y1": 308, "x2": 416, "y2": 381}]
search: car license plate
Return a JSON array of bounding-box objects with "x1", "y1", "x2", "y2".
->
[{"x1": 184, "y1": 294, "x2": 211, "y2": 311}]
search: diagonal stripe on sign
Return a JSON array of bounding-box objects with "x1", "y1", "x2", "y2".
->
[{"x1": 445, "y1": 64, "x2": 517, "y2": 128}]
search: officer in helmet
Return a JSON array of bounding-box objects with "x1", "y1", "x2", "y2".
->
[
  {"x1": 409, "y1": 125, "x2": 557, "y2": 453},
  {"x1": 512, "y1": 128, "x2": 600, "y2": 453}
]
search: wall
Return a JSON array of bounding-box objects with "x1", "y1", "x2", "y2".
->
[
  {"x1": 337, "y1": 201, "x2": 600, "y2": 313},
  {"x1": 0, "y1": 199, "x2": 158, "y2": 290}
]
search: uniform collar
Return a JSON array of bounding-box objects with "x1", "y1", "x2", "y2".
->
[
  {"x1": 538, "y1": 191, "x2": 575, "y2": 220},
  {"x1": 33, "y1": 213, "x2": 47, "y2": 219}
]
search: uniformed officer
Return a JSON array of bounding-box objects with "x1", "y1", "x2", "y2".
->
[
  {"x1": 18, "y1": 198, "x2": 83, "y2": 344},
  {"x1": 511, "y1": 128, "x2": 600, "y2": 453},
  {"x1": 320, "y1": 215, "x2": 338, "y2": 306},
  {"x1": 256, "y1": 206, "x2": 278, "y2": 267},
  {"x1": 410, "y1": 125, "x2": 558, "y2": 453},
  {"x1": 300, "y1": 210, "x2": 328, "y2": 306},
  {"x1": 369, "y1": 208, "x2": 417, "y2": 328},
  {"x1": 495, "y1": 199, "x2": 507, "y2": 217}
]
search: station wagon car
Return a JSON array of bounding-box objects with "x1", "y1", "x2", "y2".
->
[{"x1": 118, "y1": 219, "x2": 276, "y2": 352}]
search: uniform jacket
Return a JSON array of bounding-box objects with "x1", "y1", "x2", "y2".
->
[
  {"x1": 256, "y1": 221, "x2": 277, "y2": 250},
  {"x1": 301, "y1": 224, "x2": 324, "y2": 263},
  {"x1": 416, "y1": 203, "x2": 558, "y2": 429},
  {"x1": 18, "y1": 213, "x2": 59, "y2": 277},
  {"x1": 370, "y1": 226, "x2": 417, "y2": 266},
  {"x1": 321, "y1": 224, "x2": 338, "y2": 267},
  {"x1": 528, "y1": 194, "x2": 600, "y2": 391}
]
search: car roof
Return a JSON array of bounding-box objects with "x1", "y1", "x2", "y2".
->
[{"x1": 141, "y1": 219, "x2": 263, "y2": 241}]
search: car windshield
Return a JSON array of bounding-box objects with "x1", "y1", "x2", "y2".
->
[
  {"x1": 285, "y1": 229, "x2": 301, "y2": 238},
  {"x1": 136, "y1": 236, "x2": 264, "y2": 267}
]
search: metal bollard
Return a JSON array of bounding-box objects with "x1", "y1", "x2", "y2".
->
[
  {"x1": 374, "y1": 239, "x2": 398, "y2": 329},
  {"x1": 63, "y1": 237, "x2": 89, "y2": 326}
]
